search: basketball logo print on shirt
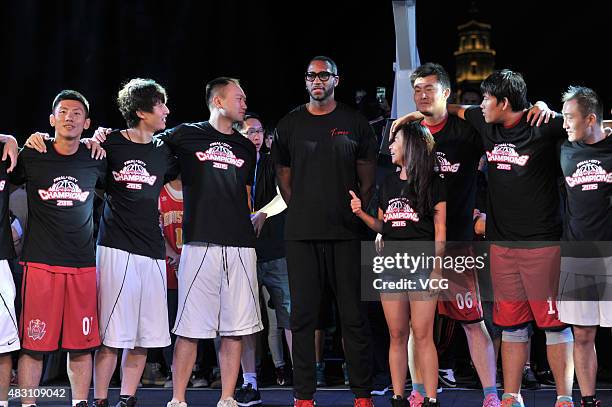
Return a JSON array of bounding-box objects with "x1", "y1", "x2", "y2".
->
[
  {"x1": 38, "y1": 176, "x2": 89, "y2": 207},
  {"x1": 565, "y1": 159, "x2": 612, "y2": 191},
  {"x1": 486, "y1": 143, "x2": 530, "y2": 171},
  {"x1": 112, "y1": 160, "x2": 157, "y2": 190},
  {"x1": 435, "y1": 152, "x2": 460, "y2": 174},
  {"x1": 195, "y1": 142, "x2": 245, "y2": 170},
  {"x1": 384, "y1": 198, "x2": 419, "y2": 228}
]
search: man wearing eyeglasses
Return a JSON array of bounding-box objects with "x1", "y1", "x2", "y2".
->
[
  {"x1": 272, "y1": 56, "x2": 378, "y2": 407},
  {"x1": 233, "y1": 113, "x2": 292, "y2": 406}
]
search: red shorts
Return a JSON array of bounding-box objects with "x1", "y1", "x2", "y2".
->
[
  {"x1": 437, "y1": 245, "x2": 483, "y2": 323},
  {"x1": 490, "y1": 244, "x2": 564, "y2": 329},
  {"x1": 19, "y1": 263, "x2": 100, "y2": 352}
]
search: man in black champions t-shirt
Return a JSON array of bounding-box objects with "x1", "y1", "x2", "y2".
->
[
  {"x1": 403, "y1": 63, "x2": 499, "y2": 407},
  {"x1": 157, "y1": 78, "x2": 262, "y2": 407},
  {"x1": 90, "y1": 79, "x2": 178, "y2": 407},
  {"x1": 272, "y1": 56, "x2": 378, "y2": 405},
  {"x1": 10, "y1": 90, "x2": 106, "y2": 407},
  {"x1": 556, "y1": 86, "x2": 611, "y2": 407},
  {"x1": 447, "y1": 71, "x2": 574, "y2": 406}
]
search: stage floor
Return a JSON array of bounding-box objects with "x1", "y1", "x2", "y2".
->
[{"x1": 23, "y1": 387, "x2": 612, "y2": 406}]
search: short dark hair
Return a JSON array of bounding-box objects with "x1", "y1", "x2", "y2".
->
[
  {"x1": 562, "y1": 85, "x2": 603, "y2": 124},
  {"x1": 309, "y1": 56, "x2": 338, "y2": 75},
  {"x1": 117, "y1": 78, "x2": 167, "y2": 128},
  {"x1": 205, "y1": 77, "x2": 241, "y2": 110},
  {"x1": 410, "y1": 62, "x2": 451, "y2": 90},
  {"x1": 480, "y1": 69, "x2": 529, "y2": 111},
  {"x1": 52, "y1": 90, "x2": 90, "y2": 117}
]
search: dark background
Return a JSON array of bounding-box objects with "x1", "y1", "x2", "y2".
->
[{"x1": 1, "y1": 0, "x2": 609, "y2": 143}]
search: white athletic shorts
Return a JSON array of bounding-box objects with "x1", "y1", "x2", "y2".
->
[
  {"x1": 172, "y1": 243, "x2": 263, "y2": 339},
  {"x1": 0, "y1": 260, "x2": 19, "y2": 353},
  {"x1": 557, "y1": 256, "x2": 612, "y2": 327},
  {"x1": 97, "y1": 246, "x2": 171, "y2": 348}
]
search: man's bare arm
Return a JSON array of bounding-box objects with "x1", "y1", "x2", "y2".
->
[
  {"x1": 356, "y1": 159, "x2": 376, "y2": 209},
  {"x1": 276, "y1": 165, "x2": 292, "y2": 204},
  {"x1": 447, "y1": 104, "x2": 471, "y2": 120}
]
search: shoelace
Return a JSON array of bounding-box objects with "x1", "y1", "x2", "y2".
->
[
  {"x1": 483, "y1": 394, "x2": 501, "y2": 407},
  {"x1": 408, "y1": 392, "x2": 424, "y2": 407}
]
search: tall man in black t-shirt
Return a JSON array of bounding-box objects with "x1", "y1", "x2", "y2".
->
[
  {"x1": 11, "y1": 90, "x2": 107, "y2": 407},
  {"x1": 157, "y1": 78, "x2": 262, "y2": 407},
  {"x1": 557, "y1": 86, "x2": 611, "y2": 407},
  {"x1": 272, "y1": 56, "x2": 378, "y2": 407}
]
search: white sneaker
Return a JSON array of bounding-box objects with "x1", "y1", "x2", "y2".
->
[
  {"x1": 167, "y1": 399, "x2": 188, "y2": 407},
  {"x1": 217, "y1": 397, "x2": 239, "y2": 407}
]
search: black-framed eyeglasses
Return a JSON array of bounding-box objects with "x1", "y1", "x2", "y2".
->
[{"x1": 305, "y1": 71, "x2": 337, "y2": 82}]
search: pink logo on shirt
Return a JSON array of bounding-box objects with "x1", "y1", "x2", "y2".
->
[
  {"x1": 38, "y1": 176, "x2": 89, "y2": 206},
  {"x1": 565, "y1": 160, "x2": 612, "y2": 191},
  {"x1": 195, "y1": 142, "x2": 245, "y2": 170},
  {"x1": 112, "y1": 160, "x2": 157, "y2": 190},
  {"x1": 486, "y1": 143, "x2": 530, "y2": 170},
  {"x1": 383, "y1": 198, "x2": 420, "y2": 226}
]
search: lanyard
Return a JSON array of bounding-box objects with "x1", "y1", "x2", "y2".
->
[{"x1": 251, "y1": 157, "x2": 259, "y2": 211}]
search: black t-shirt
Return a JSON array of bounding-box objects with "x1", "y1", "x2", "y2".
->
[
  {"x1": 253, "y1": 153, "x2": 285, "y2": 261},
  {"x1": 378, "y1": 173, "x2": 446, "y2": 241},
  {"x1": 97, "y1": 131, "x2": 179, "y2": 259},
  {"x1": 10, "y1": 141, "x2": 106, "y2": 267},
  {"x1": 560, "y1": 136, "x2": 612, "y2": 241},
  {"x1": 0, "y1": 162, "x2": 16, "y2": 260},
  {"x1": 158, "y1": 122, "x2": 256, "y2": 247},
  {"x1": 464, "y1": 107, "x2": 563, "y2": 241},
  {"x1": 272, "y1": 103, "x2": 378, "y2": 240},
  {"x1": 425, "y1": 115, "x2": 483, "y2": 241}
]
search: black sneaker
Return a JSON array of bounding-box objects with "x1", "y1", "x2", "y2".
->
[
  {"x1": 522, "y1": 366, "x2": 540, "y2": 390},
  {"x1": 275, "y1": 365, "x2": 292, "y2": 386},
  {"x1": 423, "y1": 397, "x2": 440, "y2": 407},
  {"x1": 438, "y1": 368, "x2": 457, "y2": 388},
  {"x1": 115, "y1": 396, "x2": 137, "y2": 407},
  {"x1": 94, "y1": 400, "x2": 109, "y2": 407},
  {"x1": 580, "y1": 397, "x2": 601, "y2": 407},
  {"x1": 74, "y1": 402, "x2": 89, "y2": 407},
  {"x1": 535, "y1": 368, "x2": 556, "y2": 386},
  {"x1": 234, "y1": 383, "x2": 262, "y2": 406},
  {"x1": 389, "y1": 395, "x2": 409, "y2": 406}
]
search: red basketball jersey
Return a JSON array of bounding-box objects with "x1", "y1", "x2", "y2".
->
[{"x1": 159, "y1": 184, "x2": 183, "y2": 289}]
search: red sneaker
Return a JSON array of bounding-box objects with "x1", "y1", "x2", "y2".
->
[
  {"x1": 294, "y1": 399, "x2": 316, "y2": 407},
  {"x1": 354, "y1": 397, "x2": 375, "y2": 407}
]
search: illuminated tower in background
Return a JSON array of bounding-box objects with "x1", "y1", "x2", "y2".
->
[{"x1": 454, "y1": 1, "x2": 495, "y2": 104}]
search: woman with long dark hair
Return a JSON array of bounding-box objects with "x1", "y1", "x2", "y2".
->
[{"x1": 350, "y1": 121, "x2": 446, "y2": 407}]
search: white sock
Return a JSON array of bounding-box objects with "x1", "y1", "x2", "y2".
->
[
  {"x1": 243, "y1": 372, "x2": 257, "y2": 390},
  {"x1": 72, "y1": 400, "x2": 87, "y2": 406},
  {"x1": 23, "y1": 404, "x2": 36, "y2": 407},
  {"x1": 0, "y1": 401, "x2": 8, "y2": 407},
  {"x1": 429, "y1": 398, "x2": 436, "y2": 403}
]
